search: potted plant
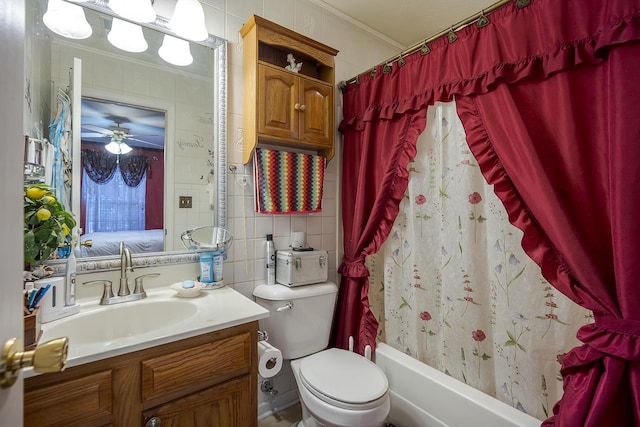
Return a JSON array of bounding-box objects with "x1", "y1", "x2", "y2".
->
[{"x1": 23, "y1": 184, "x2": 76, "y2": 271}]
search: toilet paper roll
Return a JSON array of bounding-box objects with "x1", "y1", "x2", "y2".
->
[
  {"x1": 290, "y1": 231, "x2": 306, "y2": 249},
  {"x1": 258, "y1": 341, "x2": 283, "y2": 378}
]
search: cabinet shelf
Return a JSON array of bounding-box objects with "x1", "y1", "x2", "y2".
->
[{"x1": 241, "y1": 15, "x2": 339, "y2": 164}]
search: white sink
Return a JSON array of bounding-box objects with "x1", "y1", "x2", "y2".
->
[
  {"x1": 29, "y1": 286, "x2": 269, "y2": 375},
  {"x1": 42, "y1": 299, "x2": 198, "y2": 345}
]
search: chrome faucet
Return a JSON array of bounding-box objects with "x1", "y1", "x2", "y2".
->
[
  {"x1": 82, "y1": 242, "x2": 158, "y2": 305},
  {"x1": 118, "y1": 241, "x2": 133, "y2": 297}
]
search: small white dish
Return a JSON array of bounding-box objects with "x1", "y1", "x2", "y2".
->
[{"x1": 170, "y1": 281, "x2": 205, "y2": 298}]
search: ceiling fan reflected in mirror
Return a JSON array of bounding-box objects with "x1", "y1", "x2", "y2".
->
[{"x1": 81, "y1": 98, "x2": 166, "y2": 156}]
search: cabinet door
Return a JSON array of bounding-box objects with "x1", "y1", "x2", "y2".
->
[
  {"x1": 143, "y1": 376, "x2": 252, "y2": 427},
  {"x1": 300, "y1": 78, "x2": 333, "y2": 147},
  {"x1": 258, "y1": 65, "x2": 298, "y2": 140}
]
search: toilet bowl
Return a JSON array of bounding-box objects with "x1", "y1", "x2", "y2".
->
[
  {"x1": 253, "y1": 282, "x2": 391, "y2": 427},
  {"x1": 291, "y1": 348, "x2": 390, "y2": 427}
]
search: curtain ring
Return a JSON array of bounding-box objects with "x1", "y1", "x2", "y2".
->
[
  {"x1": 370, "y1": 68, "x2": 377, "y2": 79},
  {"x1": 447, "y1": 26, "x2": 458, "y2": 43},
  {"x1": 355, "y1": 75, "x2": 360, "y2": 86},
  {"x1": 477, "y1": 10, "x2": 490, "y2": 28},
  {"x1": 382, "y1": 62, "x2": 392, "y2": 74},
  {"x1": 420, "y1": 42, "x2": 431, "y2": 55},
  {"x1": 517, "y1": 0, "x2": 531, "y2": 8},
  {"x1": 397, "y1": 55, "x2": 406, "y2": 67}
]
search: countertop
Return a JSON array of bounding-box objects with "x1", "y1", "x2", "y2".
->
[{"x1": 24, "y1": 285, "x2": 269, "y2": 378}]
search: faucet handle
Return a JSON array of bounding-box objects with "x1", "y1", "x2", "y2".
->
[
  {"x1": 83, "y1": 280, "x2": 114, "y2": 305},
  {"x1": 133, "y1": 273, "x2": 160, "y2": 296}
]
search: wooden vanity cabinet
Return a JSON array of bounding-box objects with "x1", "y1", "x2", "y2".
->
[
  {"x1": 241, "y1": 15, "x2": 338, "y2": 164},
  {"x1": 24, "y1": 322, "x2": 258, "y2": 427}
]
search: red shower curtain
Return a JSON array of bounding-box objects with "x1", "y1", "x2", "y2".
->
[{"x1": 335, "y1": 0, "x2": 640, "y2": 424}]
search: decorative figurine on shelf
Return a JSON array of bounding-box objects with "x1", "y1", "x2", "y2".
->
[{"x1": 285, "y1": 53, "x2": 303, "y2": 73}]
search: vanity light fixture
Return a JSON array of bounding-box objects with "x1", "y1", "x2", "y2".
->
[
  {"x1": 108, "y1": 0, "x2": 156, "y2": 23},
  {"x1": 43, "y1": 0, "x2": 92, "y2": 40},
  {"x1": 168, "y1": 0, "x2": 208, "y2": 42},
  {"x1": 107, "y1": 18, "x2": 148, "y2": 53},
  {"x1": 105, "y1": 140, "x2": 133, "y2": 155},
  {"x1": 158, "y1": 35, "x2": 193, "y2": 66}
]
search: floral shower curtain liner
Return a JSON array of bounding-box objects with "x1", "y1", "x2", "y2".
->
[
  {"x1": 366, "y1": 101, "x2": 589, "y2": 420},
  {"x1": 336, "y1": 0, "x2": 640, "y2": 424}
]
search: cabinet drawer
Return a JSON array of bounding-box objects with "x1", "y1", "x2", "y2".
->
[
  {"x1": 143, "y1": 376, "x2": 252, "y2": 427},
  {"x1": 24, "y1": 370, "x2": 112, "y2": 427},
  {"x1": 141, "y1": 332, "x2": 251, "y2": 402}
]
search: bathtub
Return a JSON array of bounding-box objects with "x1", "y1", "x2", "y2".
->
[{"x1": 375, "y1": 343, "x2": 542, "y2": 427}]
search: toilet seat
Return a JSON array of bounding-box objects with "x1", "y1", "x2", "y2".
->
[{"x1": 298, "y1": 348, "x2": 389, "y2": 411}]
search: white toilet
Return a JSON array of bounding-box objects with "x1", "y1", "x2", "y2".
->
[{"x1": 253, "y1": 281, "x2": 390, "y2": 427}]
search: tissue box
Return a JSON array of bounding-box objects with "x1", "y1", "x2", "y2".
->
[
  {"x1": 24, "y1": 306, "x2": 42, "y2": 350},
  {"x1": 276, "y1": 249, "x2": 328, "y2": 287}
]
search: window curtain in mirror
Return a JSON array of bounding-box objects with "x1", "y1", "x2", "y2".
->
[
  {"x1": 366, "y1": 101, "x2": 589, "y2": 421},
  {"x1": 81, "y1": 167, "x2": 146, "y2": 233},
  {"x1": 337, "y1": 0, "x2": 640, "y2": 424},
  {"x1": 82, "y1": 149, "x2": 148, "y2": 187},
  {"x1": 82, "y1": 149, "x2": 117, "y2": 184}
]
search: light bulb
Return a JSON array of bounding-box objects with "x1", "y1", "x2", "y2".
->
[
  {"x1": 158, "y1": 35, "x2": 193, "y2": 67},
  {"x1": 108, "y1": 18, "x2": 148, "y2": 53},
  {"x1": 43, "y1": 0, "x2": 92, "y2": 40},
  {"x1": 105, "y1": 141, "x2": 132, "y2": 155},
  {"x1": 169, "y1": 0, "x2": 208, "y2": 42}
]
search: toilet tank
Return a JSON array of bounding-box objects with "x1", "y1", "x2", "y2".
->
[{"x1": 253, "y1": 281, "x2": 338, "y2": 359}]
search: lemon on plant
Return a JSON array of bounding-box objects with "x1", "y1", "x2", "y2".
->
[
  {"x1": 26, "y1": 187, "x2": 47, "y2": 200},
  {"x1": 61, "y1": 223, "x2": 70, "y2": 236},
  {"x1": 36, "y1": 208, "x2": 51, "y2": 221},
  {"x1": 42, "y1": 195, "x2": 56, "y2": 204}
]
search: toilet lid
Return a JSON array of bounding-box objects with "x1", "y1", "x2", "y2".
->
[{"x1": 299, "y1": 348, "x2": 388, "y2": 408}]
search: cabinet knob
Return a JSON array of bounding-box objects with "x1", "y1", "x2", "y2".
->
[
  {"x1": 294, "y1": 103, "x2": 306, "y2": 111},
  {"x1": 146, "y1": 417, "x2": 161, "y2": 427}
]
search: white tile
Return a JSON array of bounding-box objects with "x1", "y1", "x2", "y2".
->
[
  {"x1": 122, "y1": 63, "x2": 150, "y2": 97},
  {"x1": 233, "y1": 260, "x2": 255, "y2": 283},
  {"x1": 92, "y1": 55, "x2": 124, "y2": 93},
  {"x1": 264, "y1": 0, "x2": 295, "y2": 29},
  {"x1": 255, "y1": 217, "x2": 274, "y2": 237},
  {"x1": 290, "y1": 216, "x2": 307, "y2": 234},
  {"x1": 226, "y1": 0, "x2": 263, "y2": 21},
  {"x1": 228, "y1": 63, "x2": 244, "y2": 116},
  {"x1": 226, "y1": 15, "x2": 246, "y2": 67},
  {"x1": 203, "y1": 4, "x2": 226, "y2": 39},
  {"x1": 294, "y1": 0, "x2": 322, "y2": 42},
  {"x1": 273, "y1": 216, "x2": 291, "y2": 237},
  {"x1": 306, "y1": 215, "x2": 322, "y2": 235}
]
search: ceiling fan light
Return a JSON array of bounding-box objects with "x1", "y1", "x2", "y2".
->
[
  {"x1": 169, "y1": 0, "x2": 208, "y2": 42},
  {"x1": 105, "y1": 141, "x2": 132, "y2": 155},
  {"x1": 108, "y1": 18, "x2": 148, "y2": 53},
  {"x1": 158, "y1": 35, "x2": 193, "y2": 67},
  {"x1": 43, "y1": 0, "x2": 92, "y2": 40},
  {"x1": 109, "y1": 0, "x2": 156, "y2": 23}
]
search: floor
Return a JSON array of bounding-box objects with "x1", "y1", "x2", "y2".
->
[{"x1": 258, "y1": 403, "x2": 302, "y2": 427}]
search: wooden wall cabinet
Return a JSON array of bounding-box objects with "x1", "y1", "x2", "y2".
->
[
  {"x1": 24, "y1": 322, "x2": 258, "y2": 427},
  {"x1": 241, "y1": 15, "x2": 339, "y2": 164}
]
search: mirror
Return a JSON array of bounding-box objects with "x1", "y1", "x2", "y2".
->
[{"x1": 24, "y1": 0, "x2": 227, "y2": 271}]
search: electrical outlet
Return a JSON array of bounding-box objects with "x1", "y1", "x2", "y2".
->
[{"x1": 179, "y1": 196, "x2": 192, "y2": 208}]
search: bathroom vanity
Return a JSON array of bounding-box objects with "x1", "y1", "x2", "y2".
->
[{"x1": 23, "y1": 286, "x2": 268, "y2": 427}]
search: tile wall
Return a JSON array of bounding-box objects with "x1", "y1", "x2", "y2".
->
[{"x1": 180, "y1": 0, "x2": 402, "y2": 416}]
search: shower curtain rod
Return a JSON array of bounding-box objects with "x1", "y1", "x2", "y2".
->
[{"x1": 339, "y1": 0, "x2": 522, "y2": 88}]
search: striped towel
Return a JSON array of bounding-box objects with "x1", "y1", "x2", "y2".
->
[{"x1": 254, "y1": 148, "x2": 325, "y2": 214}]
